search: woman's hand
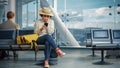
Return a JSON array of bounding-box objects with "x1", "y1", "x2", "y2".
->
[{"x1": 40, "y1": 25, "x2": 47, "y2": 31}]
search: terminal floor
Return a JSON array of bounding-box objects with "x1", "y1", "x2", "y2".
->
[{"x1": 0, "y1": 48, "x2": 120, "y2": 68}]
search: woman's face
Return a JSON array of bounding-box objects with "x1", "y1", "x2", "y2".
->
[{"x1": 42, "y1": 15, "x2": 50, "y2": 22}]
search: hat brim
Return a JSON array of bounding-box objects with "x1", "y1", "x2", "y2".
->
[{"x1": 38, "y1": 10, "x2": 53, "y2": 16}]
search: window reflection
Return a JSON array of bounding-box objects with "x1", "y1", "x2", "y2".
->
[
  {"x1": 57, "y1": 0, "x2": 120, "y2": 46},
  {"x1": 58, "y1": 0, "x2": 120, "y2": 29},
  {"x1": 22, "y1": 0, "x2": 36, "y2": 29}
]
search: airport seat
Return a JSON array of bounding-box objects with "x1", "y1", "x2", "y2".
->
[
  {"x1": 106, "y1": 29, "x2": 120, "y2": 58},
  {"x1": 11, "y1": 29, "x2": 44, "y2": 60},
  {"x1": 0, "y1": 30, "x2": 16, "y2": 50},
  {"x1": 0, "y1": 30, "x2": 16, "y2": 59},
  {"x1": 11, "y1": 29, "x2": 58, "y2": 60}
]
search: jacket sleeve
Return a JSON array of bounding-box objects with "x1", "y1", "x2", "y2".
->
[
  {"x1": 47, "y1": 20, "x2": 54, "y2": 34},
  {"x1": 34, "y1": 20, "x2": 42, "y2": 34}
]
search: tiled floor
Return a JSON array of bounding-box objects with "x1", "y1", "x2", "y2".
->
[{"x1": 0, "y1": 48, "x2": 120, "y2": 68}]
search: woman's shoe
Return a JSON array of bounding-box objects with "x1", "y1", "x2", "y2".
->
[
  {"x1": 58, "y1": 50, "x2": 66, "y2": 57},
  {"x1": 56, "y1": 48, "x2": 66, "y2": 57},
  {"x1": 44, "y1": 60, "x2": 50, "y2": 68},
  {"x1": 44, "y1": 64, "x2": 50, "y2": 68}
]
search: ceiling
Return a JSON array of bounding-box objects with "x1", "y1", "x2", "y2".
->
[
  {"x1": 0, "y1": 0, "x2": 34, "y2": 5},
  {"x1": 0, "y1": 0, "x2": 8, "y2": 5},
  {"x1": 21, "y1": 0, "x2": 34, "y2": 5}
]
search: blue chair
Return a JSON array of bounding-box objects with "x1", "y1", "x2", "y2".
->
[
  {"x1": 11, "y1": 29, "x2": 34, "y2": 58},
  {"x1": 18, "y1": 29, "x2": 34, "y2": 36},
  {"x1": 0, "y1": 30, "x2": 16, "y2": 59},
  {"x1": 0, "y1": 30, "x2": 16, "y2": 50},
  {"x1": 11, "y1": 29, "x2": 58, "y2": 61}
]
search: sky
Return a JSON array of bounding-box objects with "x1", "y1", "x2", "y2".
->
[
  {"x1": 56, "y1": 0, "x2": 120, "y2": 29},
  {"x1": 57, "y1": 0, "x2": 114, "y2": 11}
]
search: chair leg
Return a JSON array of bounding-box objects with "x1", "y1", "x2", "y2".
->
[
  {"x1": 13, "y1": 51, "x2": 18, "y2": 61},
  {"x1": 7, "y1": 50, "x2": 9, "y2": 60},
  {"x1": 35, "y1": 51, "x2": 37, "y2": 61}
]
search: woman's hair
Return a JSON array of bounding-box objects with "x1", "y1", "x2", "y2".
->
[
  {"x1": 40, "y1": 14, "x2": 43, "y2": 17},
  {"x1": 7, "y1": 11, "x2": 14, "y2": 19},
  {"x1": 40, "y1": 14, "x2": 52, "y2": 18}
]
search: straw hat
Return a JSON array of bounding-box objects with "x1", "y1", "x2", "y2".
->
[{"x1": 38, "y1": 7, "x2": 53, "y2": 16}]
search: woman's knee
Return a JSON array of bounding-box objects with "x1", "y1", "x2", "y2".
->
[
  {"x1": 44, "y1": 34, "x2": 52, "y2": 39},
  {"x1": 45, "y1": 41, "x2": 49, "y2": 45},
  {"x1": 45, "y1": 41, "x2": 51, "y2": 49}
]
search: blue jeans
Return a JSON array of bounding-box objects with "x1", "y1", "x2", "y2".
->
[{"x1": 36, "y1": 34, "x2": 57, "y2": 60}]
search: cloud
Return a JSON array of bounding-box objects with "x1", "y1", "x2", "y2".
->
[
  {"x1": 95, "y1": 7, "x2": 108, "y2": 15},
  {"x1": 66, "y1": 22, "x2": 84, "y2": 28},
  {"x1": 117, "y1": 7, "x2": 120, "y2": 12},
  {"x1": 71, "y1": 11, "x2": 77, "y2": 15}
]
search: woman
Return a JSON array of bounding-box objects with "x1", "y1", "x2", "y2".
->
[{"x1": 34, "y1": 7, "x2": 66, "y2": 68}]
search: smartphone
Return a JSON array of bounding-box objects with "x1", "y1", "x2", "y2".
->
[{"x1": 44, "y1": 23, "x2": 48, "y2": 27}]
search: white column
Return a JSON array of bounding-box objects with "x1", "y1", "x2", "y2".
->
[
  {"x1": 6, "y1": 0, "x2": 16, "y2": 21},
  {"x1": 53, "y1": 0, "x2": 57, "y2": 12},
  {"x1": 64, "y1": 0, "x2": 66, "y2": 12}
]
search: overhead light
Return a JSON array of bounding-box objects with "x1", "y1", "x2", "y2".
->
[
  {"x1": 118, "y1": 12, "x2": 120, "y2": 14},
  {"x1": 0, "y1": 0, "x2": 8, "y2": 5},
  {"x1": 118, "y1": 4, "x2": 120, "y2": 7},
  {"x1": 109, "y1": 13, "x2": 112, "y2": 15},
  {"x1": 3, "y1": 0, "x2": 8, "y2": 2},
  {"x1": 109, "y1": 5, "x2": 112, "y2": 8}
]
